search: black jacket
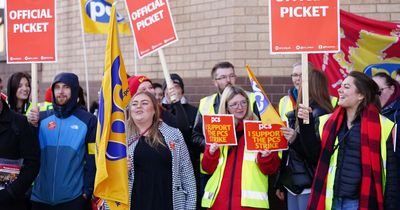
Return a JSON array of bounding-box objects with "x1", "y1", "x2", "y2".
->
[
  {"x1": 0, "y1": 98, "x2": 40, "y2": 210},
  {"x1": 275, "y1": 102, "x2": 328, "y2": 194},
  {"x1": 162, "y1": 101, "x2": 199, "y2": 164},
  {"x1": 381, "y1": 98, "x2": 400, "y2": 179}
]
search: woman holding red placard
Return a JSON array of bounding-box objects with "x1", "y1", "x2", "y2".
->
[{"x1": 201, "y1": 85, "x2": 280, "y2": 210}]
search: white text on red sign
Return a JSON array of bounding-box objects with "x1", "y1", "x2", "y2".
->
[
  {"x1": 9, "y1": 9, "x2": 53, "y2": 33},
  {"x1": 131, "y1": 0, "x2": 165, "y2": 31},
  {"x1": 276, "y1": 0, "x2": 329, "y2": 18}
]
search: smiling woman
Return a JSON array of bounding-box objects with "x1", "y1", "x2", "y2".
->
[
  {"x1": 107, "y1": 91, "x2": 197, "y2": 210},
  {"x1": 7, "y1": 72, "x2": 31, "y2": 115},
  {"x1": 201, "y1": 85, "x2": 281, "y2": 210},
  {"x1": 298, "y1": 71, "x2": 399, "y2": 210}
]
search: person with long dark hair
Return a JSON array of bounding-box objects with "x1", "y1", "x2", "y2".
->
[
  {"x1": 373, "y1": 72, "x2": 400, "y2": 181},
  {"x1": 7, "y1": 72, "x2": 31, "y2": 115},
  {"x1": 275, "y1": 69, "x2": 334, "y2": 210},
  {"x1": 298, "y1": 71, "x2": 399, "y2": 210}
]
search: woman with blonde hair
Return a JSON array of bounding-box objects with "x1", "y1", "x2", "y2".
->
[
  {"x1": 201, "y1": 85, "x2": 280, "y2": 210},
  {"x1": 123, "y1": 91, "x2": 196, "y2": 210}
]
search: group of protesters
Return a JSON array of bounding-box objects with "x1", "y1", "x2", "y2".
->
[{"x1": 0, "y1": 61, "x2": 400, "y2": 210}]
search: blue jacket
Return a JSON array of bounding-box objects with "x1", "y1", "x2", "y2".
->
[{"x1": 31, "y1": 73, "x2": 97, "y2": 205}]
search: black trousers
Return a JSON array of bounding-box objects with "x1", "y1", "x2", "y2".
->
[{"x1": 31, "y1": 196, "x2": 88, "y2": 210}]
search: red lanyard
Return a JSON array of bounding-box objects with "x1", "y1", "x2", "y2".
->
[{"x1": 128, "y1": 126, "x2": 151, "y2": 147}]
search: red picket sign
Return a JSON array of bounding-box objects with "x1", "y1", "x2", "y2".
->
[{"x1": 6, "y1": 0, "x2": 56, "y2": 63}]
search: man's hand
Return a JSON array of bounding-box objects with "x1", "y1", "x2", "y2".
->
[{"x1": 27, "y1": 107, "x2": 39, "y2": 127}]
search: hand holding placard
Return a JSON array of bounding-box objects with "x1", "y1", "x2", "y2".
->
[
  {"x1": 209, "y1": 143, "x2": 219, "y2": 156},
  {"x1": 244, "y1": 121, "x2": 288, "y2": 151}
]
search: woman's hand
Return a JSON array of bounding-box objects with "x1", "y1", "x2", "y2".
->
[
  {"x1": 276, "y1": 189, "x2": 285, "y2": 201},
  {"x1": 297, "y1": 104, "x2": 312, "y2": 122},
  {"x1": 209, "y1": 143, "x2": 219, "y2": 156},
  {"x1": 259, "y1": 150, "x2": 272, "y2": 157},
  {"x1": 281, "y1": 127, "x2": 297, "y2": 144},
  {"x1": 27, "y1": 107, "x2": 39, "y2": 127}
]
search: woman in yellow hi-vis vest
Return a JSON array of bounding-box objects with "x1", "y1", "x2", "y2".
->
[
  {"x1": 201, "y1": 85, "x2": 281, "y2": 210},
  {"x1": 297, "y1": 71, "x2": 399, "y2": 210}
]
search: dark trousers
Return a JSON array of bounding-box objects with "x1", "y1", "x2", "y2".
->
[{"x1": 31, "y1": 196, "x2": 87, "y2": 210}]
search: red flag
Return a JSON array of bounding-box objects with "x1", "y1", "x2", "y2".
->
[{"x1": 309, "y1": 10, "x2": 400, "y2": 96}]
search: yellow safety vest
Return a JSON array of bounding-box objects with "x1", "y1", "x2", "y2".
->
[
  {"x1": 278, "y1": 95, "x2": 338, "y2": 122},
  {"x1": 201, "y1": 147, "x2": 269, "y2": 208},
  {"x1": 317, "y1": 114, "x2": 393, "y2": 210},
  {"x1": 38, "y1": 101, "x2": 53, "y2": 111},
  {"x1": 198, "y1": 92, "x2": 256, "y2": 174},
  {"x1": 278, "y1": 95, "x2": 294, "y2": 122},
  {"x1": 25, "y1": 101, "x2": 53, "y2": 116}
]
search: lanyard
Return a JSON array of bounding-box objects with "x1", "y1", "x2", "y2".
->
[
  {"x1": 333, "y1": 127, "x2": 352, "y2": 152},
  {"x1": 128, "y1": 126, "x2": 151, "y2": 147}
]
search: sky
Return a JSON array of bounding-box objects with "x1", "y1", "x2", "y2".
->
[{"x1": 0, "y1": 0, "x2": 3, "y2": 9}]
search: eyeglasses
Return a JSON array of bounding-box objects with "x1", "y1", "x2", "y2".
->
[
  {"x1": 291, "y1": 73, "x2": 302, "y2": 78},
  {"x1": 214, "y1": 74, "x2": 236, "y2": 81},
  {"x1": 378, "y1": 86, "x2": 390, "y2": 96},
  {"x1": 227, "y1": 100, "x2": 248, "y2": 109}
]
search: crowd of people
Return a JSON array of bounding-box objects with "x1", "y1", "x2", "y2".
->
[{"x1": 0, "y1": 62, "x2": 399, "y2": 210}]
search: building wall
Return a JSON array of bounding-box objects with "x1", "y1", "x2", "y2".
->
[{"x1": 0, "y1": 0, "x2": 399, "y2": 106}]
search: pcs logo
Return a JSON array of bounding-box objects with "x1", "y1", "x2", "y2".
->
[
  {"x1": 251, "y1": 80, "x2": 268, "y2": 114},
  {"x1": 85, "y1": 0, "x2": 125, "y2": 23}
]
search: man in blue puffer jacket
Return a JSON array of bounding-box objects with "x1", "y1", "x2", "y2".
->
[{"x1": 28, "y1": 72, "x2": 97, "y2": 210}]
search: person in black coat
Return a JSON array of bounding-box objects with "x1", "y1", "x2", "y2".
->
[
  {"x1": 0, "y1": 97, "x2": 40, "y2": 210},
  {"x1": 162, "y1": 73, "x2": 201, "y2": 208},
  {"x1": 373, "y1": 72, "x2": 400, "y2": 187},
  {"x1": 275, "y1": 69, "x2": 334, "y2": 210}
]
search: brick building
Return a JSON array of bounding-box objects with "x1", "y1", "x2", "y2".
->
[{"x1": 0, "y1": 0, "x2": 399, "y2": 106}]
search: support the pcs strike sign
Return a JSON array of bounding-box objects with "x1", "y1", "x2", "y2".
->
[
  {"x1": 125, "y1": 0, "x2": 178, "y2": 58},
  {"x1": 5, "y1": 0, "x2": 56, "y2": 63},
  {"x1": 269, "y1": 0, "x2": 339, "y2": 54}
]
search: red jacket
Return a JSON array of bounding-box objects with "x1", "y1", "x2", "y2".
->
[{"x1": 202, "y1": 121, "x2": 280, "y2": 210}]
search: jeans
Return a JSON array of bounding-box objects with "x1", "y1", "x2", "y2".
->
[
  {"x1": 332, "y1": 197, "x2": 359, "y2": 210},
  {"x1": 287, "y1": 192, "x2": 310, "y2": 210}
]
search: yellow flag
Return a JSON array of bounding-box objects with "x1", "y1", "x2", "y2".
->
[
  {"x1": 246, "y1": 65, "x2": 284, "y2": 126},
  {"x1": 80, "y1": 0, "x2": 131, "y2": 35},
  {"x1": 94, "y1": 4, "x2": 130, "y2": 210}
]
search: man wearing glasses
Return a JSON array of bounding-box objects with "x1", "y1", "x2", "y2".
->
[
  {"x1": 191, "y1": 61, "x2": 258, "y2": 209},
  {"x1": 278, "y1": 62, "x2": 303, "y2": 123}
]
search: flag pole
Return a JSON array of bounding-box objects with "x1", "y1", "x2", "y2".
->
[
  {"x1": 301, "y1": 53, "x2": 309, "y2": 124},
  {"x1": 158, "y1": 48, "x2": 176, "y2": 102},
  {"x1": 31, "y1": 63, "x2": 38, "y2": 108},
  {"x1": 134, "y1": 41, "x2": 138, "y2": 76},
  {"x1": 121, "y1": 0, "x2": 137, "y2": 76},
  {"x1": 78, "y1": 0, "x2": 90, "y2": 111}
]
